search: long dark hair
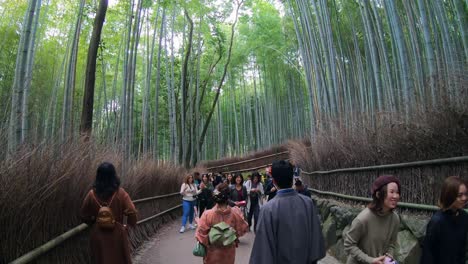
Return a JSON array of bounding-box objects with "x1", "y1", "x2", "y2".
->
[
  {"x1": 234, "y1": 173, "x2": 244, "y2": 186},
  {"x1": 93, "y1": 162, "x2": 120, "y2": 200}
]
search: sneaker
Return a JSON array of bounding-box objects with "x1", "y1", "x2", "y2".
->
[
  {"x1": 189, "y1": 224, "x2": 196, "y2": 230},
  {"x1": 179, "y1": 226, "x2": 185, "y2": 233}
]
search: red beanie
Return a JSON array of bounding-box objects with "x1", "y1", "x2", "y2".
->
[{"x1": 371, "y1": 175, "x2": 401, "y2": 196}]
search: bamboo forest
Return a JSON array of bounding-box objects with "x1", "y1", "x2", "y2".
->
[{"x1": 0, "y1": 0, "x2": 467, "y2": 167}]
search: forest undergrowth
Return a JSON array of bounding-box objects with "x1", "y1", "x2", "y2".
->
[{"x1": 0, "y1": 140, "x2": 186, "y2": 263}]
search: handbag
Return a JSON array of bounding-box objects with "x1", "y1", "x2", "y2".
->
[{"x1": 193, "y1": 241, "x2": 206, "y2": 257}]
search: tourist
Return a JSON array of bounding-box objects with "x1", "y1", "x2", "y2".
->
[
  {"x1": 195, "y1": 183, "x2": 249, "y2": 264},
  {"x1": 226, "y1": 173, "x2": 235, "y2": 189},
  {"x1": 213, "y1": 173, "x2": 223, "y2": 188},
  {"x1": 193, "y1": 171, "x2": 201, "y2": 188},
  {"x1": 243, "y1": 174, "x2": 252, "y2": 188},
  {"x1": 80, "y1": 162, "x2": 138, "y2": 264},
  {"x1": 245, "y1": 171, "x2": 264, "y2": 232},
  {"x1": 344, "y1": 175, "x2": 401, "y2": 264},
  {"x1": 179, "y1": 174, "x2": 198, "y2": 233},
  {"x1": 229, "y1": 173, "x2": 248, "y2": 218},
  {"x1": 198, "y1": 173, "x2": 215, "y2": 216},
  {"x1": 229, "y1": 174, "x2": 248, "y2": 205},
  {"x1": 264, "y1": 166, "x2": 277, "y2": 201},
  {"x1": 420, "y1": 176, "x2": 468, "y2": 264},
  {"x1": 294, "y1": 180, "x2": 311, "y2": 197},
  {"x1": 249, "y1": 160, "x2": 325, "y2": 263}
]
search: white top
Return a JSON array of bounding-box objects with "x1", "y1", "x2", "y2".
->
[
  {"x1": 180, "y1": 183, "x2": 199, "y2": 201},
  {"x1": 245, "y1": 180, "x2": 264, "y2": 210}
]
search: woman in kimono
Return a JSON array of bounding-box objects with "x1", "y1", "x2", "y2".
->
[
  {"x1": 420, "y1": 176, "x2": 468, "y2": 264},
  {"x1": 245, "y1": 171, "x2": 264, "y2": 232},
  {"x1": 80, "y1": 162, "x2": 138, "y2": 264},
  {"x1": 195, "y1": 183, "x2": 249, "y2": 264}
]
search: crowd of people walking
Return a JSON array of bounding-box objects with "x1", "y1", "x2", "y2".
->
[{"x1": 79, "y1": 160, "x2": 468, "y2": 264}]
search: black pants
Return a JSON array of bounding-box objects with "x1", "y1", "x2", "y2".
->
[
  {"x1": 247, "y1": 200, "x2": 260, "y2": 232},
  {"x1": 199, "y1": 200, "x2": 213, "y2": 216}
]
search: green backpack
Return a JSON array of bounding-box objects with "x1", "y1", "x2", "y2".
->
[{"x1": 208, "y1": 221, "x2": 237, "y2": 247}]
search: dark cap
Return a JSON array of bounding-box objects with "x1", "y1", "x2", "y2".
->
[
  {"x1": 294, "y1": 179, "x2": 303, "y2": 186},
  {"x1": 371, "y1": 175, "x2": 400, "y2": 196}
]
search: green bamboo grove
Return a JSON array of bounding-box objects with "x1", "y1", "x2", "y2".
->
[{"x1": 0, "y1": 0, "x2": 466, "y2": 166}]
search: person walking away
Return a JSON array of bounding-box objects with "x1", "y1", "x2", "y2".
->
[
  {"x1": 344, "y1": 175, "x2": 401, "y2": 264},
  {"x1": 249, "y1": 160, "x2": 325, "y2": 264},
  {"x1": 80, "y1": 162, "x2": 138, "y2": 264},
  {"x1": 293, "y1": 164, "x2": 301, "y2": 182},
  {"x1": 420, "y1": 176, "x2": 468, "y2": 264},
  {"x1": 245, "y1": 172, "x2": 264, "y2": 232},
  {"x1": 264, "y1": 177, "x2": 277, "y2": 201},
  {"x1": 195, "y1": 183, "x2": 249, "y2": 264},
  {"x1": 180, "y1": 174, "x2": 199, "y2": 233},
  {"x1": 213, "y1": 173, "x2": 223, "y2": 188},
  {"x1": 294, "y1": 180, "x2": 311, "y2": 197},
  {"x1": 199, "y1": 173, "x2": 215, "y2": 216}
]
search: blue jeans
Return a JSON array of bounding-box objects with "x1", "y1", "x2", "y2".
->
[{"x1": 182, "y1": 200, "x2": 195, "y2": 227}]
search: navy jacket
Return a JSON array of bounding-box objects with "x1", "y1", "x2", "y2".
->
[{"x1": 420, "y1": 209, "x2": 468, "y2": 264}]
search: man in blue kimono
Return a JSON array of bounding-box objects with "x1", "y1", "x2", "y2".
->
[{"x1": 249, "y1": 160, "x2": 325, "y2": 264}]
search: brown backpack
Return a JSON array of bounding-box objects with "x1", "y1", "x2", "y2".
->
[{"x1": 92, "y1": 190, "x2": 117, "y2": 230}]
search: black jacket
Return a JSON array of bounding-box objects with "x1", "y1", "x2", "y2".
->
[
  {"x1": 264, "y1": 179, "x2": 277, "y2": 201},
  {"x1": 420, "y1": 209, "x2": 468, "y2": 264}
]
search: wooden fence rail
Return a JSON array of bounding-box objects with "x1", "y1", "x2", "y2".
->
[
  {"x1": 10, "y1": 192, "x2": 180, "y2": 264},
  {"x1": 206, "y1": 151, "x2": 289, "y2": 173},
  {"x1": 303, "y1": 156, "x2": 468, "y2": 205},
  {"x1": 207, "y1": 150, "x2": 468, "y2": 206}
]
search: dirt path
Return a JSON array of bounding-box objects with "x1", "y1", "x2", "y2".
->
[{"x1": 133, "y1": 218, "x2": 341, "y2": 264}]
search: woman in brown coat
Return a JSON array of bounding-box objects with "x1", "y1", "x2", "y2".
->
[
  {"x1": 81, "y1": 162, "x2": 138, "y2": 264},
  {"x1": 195, "y1": 183, "x2": 249, "y2": 264}
]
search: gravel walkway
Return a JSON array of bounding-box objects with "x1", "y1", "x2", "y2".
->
[{"x1": 133, "y1": 218, "x2": 341, "y2": 264}]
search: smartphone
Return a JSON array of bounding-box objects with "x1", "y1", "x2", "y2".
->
[{"x1": 384, "y1": 256, "x2": 397, "y2": 264}]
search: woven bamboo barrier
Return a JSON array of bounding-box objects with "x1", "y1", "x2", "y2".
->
[
  {"x1": 301, "y1": 156, "x2": 468, "y2": 205},
  {"x1": 9, "y1": 193, "x2": 182, "y2": 264}
]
